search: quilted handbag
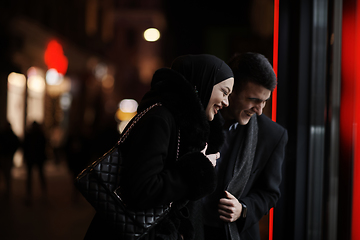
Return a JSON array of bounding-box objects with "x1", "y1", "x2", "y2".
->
[{"x1": 75, "y1": 102, "x2": 174, "y2": 239}]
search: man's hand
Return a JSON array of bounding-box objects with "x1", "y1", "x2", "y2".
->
[{"x1": 218, "y1": 191, "x2": 242, "y2": 222}]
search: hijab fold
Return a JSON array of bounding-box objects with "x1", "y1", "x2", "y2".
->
[{"x1": 171, "y1": 54, "x2": 233, "y2": 109}]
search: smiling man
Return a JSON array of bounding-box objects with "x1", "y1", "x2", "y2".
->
[{"x1": 197, "y1": 52, "x2": 288, "y2": 240}]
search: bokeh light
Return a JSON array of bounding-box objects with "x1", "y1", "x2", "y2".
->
[
  {"x1": 8, "y1": 72, "x2": 26, "y2": 88},
  {"x1": 28, "y1": 75, "x2": 45, "y2": 92},
  {"x1": 46, "y1": 68, "x2": 64, "y2": 85},
  {"x1": 116, "y1": 99, "x2": 138, "y2": 124},
  {"x1": 143, "y1": 28, "x2": 160, "y2": 42},
  {"x1": 60, "y1": 93, "x2": 72, "y2": 110},
  {"x1": 119, "y1": 99, "x2": 138, "y2": 113}
]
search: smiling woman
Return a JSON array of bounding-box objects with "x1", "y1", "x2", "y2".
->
[
  {"x1": 83, "y1": 54, "x2": 234, "y2": 240},
  {"x1": 206, "y1": 77, "x2": 234, "y2": 121}
]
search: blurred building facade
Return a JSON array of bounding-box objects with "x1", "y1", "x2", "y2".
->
[{"x1": 0, "y1": 0, "x2": 166, "y2": 161}]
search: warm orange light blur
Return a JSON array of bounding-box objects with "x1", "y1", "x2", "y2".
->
[
  {"x1": 101, "y1": 74, "x2": 114, "y2": 90},
  {"x1": 8, "y1": 72, "x2": 26, "y2": 88},
  {"x1": 28, "y1": 75, "x2": 45, "y2": 92},
  {"x1": 116, "y1": 110, "x2": 136, "y2": 122},
  {"x1": 46, "y1": 76, "x2": 71, "y2": 97},
  {"x1": 144, "y1": 28, "x2": 160, "y2": 42},
  {"x1": 7, "y1": 72, "x2": 26, "y2": 139},
  {"x1": 26, "y1": 67, "x2": 46, "y2": 126},
  {"x1": 116, "y1": 99, "x2": 138, "y2": 122}
]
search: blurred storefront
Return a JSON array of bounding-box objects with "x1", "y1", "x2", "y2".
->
[
  {"x1": 2, "y1": 0, "x2": 360, "y2": 240},
  {"x1": 1, "y1": 1, "x2": 165, "y2": 168}
]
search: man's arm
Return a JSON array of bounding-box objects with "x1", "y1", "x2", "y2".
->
[{"x1": 237, "y1": 128, "x2": 288, "y2": 232}]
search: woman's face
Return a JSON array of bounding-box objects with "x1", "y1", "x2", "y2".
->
[{"x1": 205, "y1": 77, "x2": 234, "y2": 121}]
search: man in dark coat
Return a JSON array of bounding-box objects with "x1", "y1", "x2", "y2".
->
[{"x1": 195, "y1": 52, "x2": 288, "y2": 240}]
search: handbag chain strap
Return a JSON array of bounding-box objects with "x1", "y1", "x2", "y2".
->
[
  {"x1": 118, "y1": 102, "x2": 162, "y2": 144},
  {"x1": 176, "y1": 129, "x2": 180, "y2": 161},
  {"x1": 118, "y1": 102, "x2": 181, "y2": 161},
  {"x1": 113, "y1": 102, "x2": 180, "y2": 206}
]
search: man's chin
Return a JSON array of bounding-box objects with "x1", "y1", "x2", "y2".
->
[{"x1": 239, "y1": 117, "x2": 251, "y2": 125}]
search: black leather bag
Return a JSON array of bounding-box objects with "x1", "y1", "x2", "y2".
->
[{"x1": 75, "y1": 103, "x2": 172, "y2": 239}]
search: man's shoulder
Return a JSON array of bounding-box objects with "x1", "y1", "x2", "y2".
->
[{"x1": 256, "y1": 114, "x2": 287, "y2": 138}]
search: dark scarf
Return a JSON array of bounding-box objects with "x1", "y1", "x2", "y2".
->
[{"x1": 226, "y1": 115, "x2": 258, "y2": 240}]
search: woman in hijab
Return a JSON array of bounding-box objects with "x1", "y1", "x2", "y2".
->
[{"x1": 84, "y1": 54, "x2": 234, "y2": 240}]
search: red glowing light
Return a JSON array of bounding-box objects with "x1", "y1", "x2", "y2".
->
[
  {"x1": 44, "y1": 40, "x2": 68, "y2": 75},
  {"x1": 352, "y1": 0, "x2": 360, "y2": 238},
  {"x1": 269, "y1": 1, "x2": 279, "y2": 239},
  {"x1": 271, "y1": 0, "x2": 279, "y2": 123},
  {"x1": 341, "y1": 0, "x2": 360, "y2": 238}
]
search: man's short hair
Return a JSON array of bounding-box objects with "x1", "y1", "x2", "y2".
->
[{"x1": 228, "y1": 52, "x2": 277, "y2": 93}]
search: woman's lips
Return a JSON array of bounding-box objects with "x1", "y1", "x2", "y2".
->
[{"x1": 214, "y1": 105, "x2": 222, "y2": 114}]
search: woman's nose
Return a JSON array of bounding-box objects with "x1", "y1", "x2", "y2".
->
[{"x1": 222, "y1": 97, "x2": 229, "y2": 107}]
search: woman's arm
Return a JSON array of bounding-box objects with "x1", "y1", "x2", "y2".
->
[{"x1": 118, "y1": 109, "x2": 216, "y2": 210}]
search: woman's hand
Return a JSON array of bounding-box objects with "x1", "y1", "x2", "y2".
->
[{"x1": 201, "y1": 143, "x2": 220, "y2": 167}]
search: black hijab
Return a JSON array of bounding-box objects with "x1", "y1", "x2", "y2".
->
[{"x1": 171, "y1": 54, "x2": 233, "y2": 109}]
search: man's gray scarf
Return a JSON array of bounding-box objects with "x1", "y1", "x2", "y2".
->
[{"x1": 226, "y1": 115, "x2": 258, "y2": 240}]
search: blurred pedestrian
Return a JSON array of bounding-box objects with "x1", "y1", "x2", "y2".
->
[
  {"x1": 23, "y1": 121, "x2": 47, "y2": 201},
  {"x1": 65, "y1": 129, "x2": 93, "y2": 202},
  {"x1": 0, "y1": 121, "x2": 20, "y2": 198}
]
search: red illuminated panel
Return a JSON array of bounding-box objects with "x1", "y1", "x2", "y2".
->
[
  {"x1": 341, "y1": 0, "x2": 360, "y2": 238},
  {"x1": 44, "y1": 40, "x2": 68, "y2": 75},
  {"x1": 272, "y1": 0, "x2": 279, "y2": 123},
  {"x1": 352, "y1": 0, "x2": 360, "y2": 238},
  {"x1": 269, "y1": 0, "x2": 279, "y2": 239}
]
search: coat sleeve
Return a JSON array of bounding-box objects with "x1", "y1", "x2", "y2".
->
[
  {"x1": 237, "y1": 127, "x2": 288, "y2": 233},
  {"x1": 118, "y1": 109, "x2": 216, "y2": 210}
]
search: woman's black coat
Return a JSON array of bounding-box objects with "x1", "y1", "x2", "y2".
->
[{"x1": 84, "y1": 68, "x2": 223, "y2": 240}]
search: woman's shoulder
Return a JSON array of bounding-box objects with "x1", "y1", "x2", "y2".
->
[
  {"x1": 133, "y1": 104, "x2": 176, "y2": 130},
  {"x1": 146, "y1": 104, "x2": 175, "y2": 121},
  {"x1": 120, "y1": 105, "x2": 176, "y2": 146}
]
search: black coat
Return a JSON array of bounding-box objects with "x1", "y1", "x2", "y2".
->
[
  {"x1": 84, "y1": 68, "x2": 223, "y2": 240},
  {"x1": 190, "y1": 113, "x2": 288, "y2": 240},
  {"x1": 231, "y1": 114, "x2": 288, "y2": 240}
]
